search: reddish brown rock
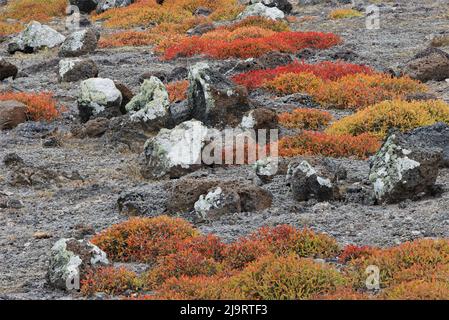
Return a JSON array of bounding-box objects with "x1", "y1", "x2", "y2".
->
[{"x1": 0, "y1": 100, "x2": 28, "y2": 130}]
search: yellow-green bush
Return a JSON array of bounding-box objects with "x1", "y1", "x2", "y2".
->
[
  {"x1": 326, "y1": 99, "x2": 449, "y2": 138},
  {"x1": 329, "y1": 8, "x2": 363, "y2": 20},
  {"x1": 224, "y1": 254, "x2": 348, "y2": 300}
]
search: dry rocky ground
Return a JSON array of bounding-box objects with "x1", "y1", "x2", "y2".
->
[{"x1": 0, "y1": 0, "x2": 448, "y2": 299}]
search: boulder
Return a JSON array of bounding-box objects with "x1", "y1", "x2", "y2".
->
[
  {"x1": 4, "y1": 153, "x2": 83, "y2": 187},
  {"x1": 188, "y1": 62, "x2": 251, "y2": 128},
  {"x1": 0, "y1": 59, "x2": 18, "y2": 80},
  {"x1": 58, "y1": 58, "x2": 99, "y2": 82},
  {"x1": 187, "y1": 23, "x2": 215, "y2": 36},
  {"x1": 78, "y1": 78, "x2": 123, "y2": 122},
  {"x1": 96, "y1": 0, "x2": 134, "y2": 13},
  {"x1": 0, "y1": 100, "x2": 28, "y2": 130},
  {"x1": 247, "y1": 0, "x2": 292, "y2": 14},
  {"x1": 287, "y1": 160, "x2": 335, "y2": 202},
  {"x1": 125, "y1": 77, "x2": 170, "y2": 129},
  {"x1": 114, "y1": 81, "x2": 134, "y2": 113},
  {"x1": 69, "y1": 0, "x2": 99, "y2": 14},
  {"x1": 104, "y1": 115, "x2": 148, "y2": 152},
  {"x1": 240, "y1": 108, "x2": 278, "y2": 130},
  {"x1": 167, "y1": 177, "x2": 273, "y2": 217},
  {"x1": 256, "y1": 51, "x2": 294, "y2": 69},
  {"x1": 402, "y1": 48, "x2": 449, "y2": 82},
  {"x1": 168, "y1": 100, "x2": 191, "y2": 127},
  {"x1": 369, "y1": 131, "x2": 443, "y2": 204},
  {"x1": 403, "y1": 122, "x2": 449, "y2": 167},
  {"x1": 237, "y1": 3, "x2": 285, "y2": 20},
  {"x1": 8, "y1": 21, "x2": 65, "y2": 54},
  {"x1": 84, "y1": 117, "x2": 109, "y2": 137},
  {"x1": 139, "y1": 120, "x2": 219, "y2": 179},
  {"x1": 47, "y1": 238, "x2": 109, "y2": 290},
  {"x1": 253, "y1": 156, "x2": 278, "y2": 183},
  {"x1": 59, "y1": 28, "x2": 98, "y2": 57}
]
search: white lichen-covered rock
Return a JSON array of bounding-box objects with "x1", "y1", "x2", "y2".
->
[
  {"x1": 188, "y1": 62, "x2": 251, "y2": 128},
  {"x1": 59, "y1": 58, "x2": 98, "y2": 82},
  {"x1": 237, "y1": 3, "x2": 285, "y2": 20},
  {"x1": 125, "y1": 77, "x2": 170, "y2": 128},
  {"x1": 78, "y1": 78, "x2": 123, "y2": 122},
  {"x1": 194, "y1": 187, "x2": 228, "y2": 220},
  {"x1": 253, "y1": 157, "x2": 278, "y2": 183},
  {"x1": 369, "y1": 131, "x2": 442, "y2": 203},
  {"x1": 240, "y1": 108, "x2": 278, "y2": 130},
  {"x1": 245, "y1": 0, "x2": 292, "y2": 14},
  {"x1": 96, "y1": 0, "x2": 134, "y2": 13},
  {"x1": 287, "y1": 160, "x2": 334, "y2": 202},
  {"x1": 59, "y1": 28, "x2": 98, "y2": 57},
  {"x1": 140, "y1": 120, "x2": 219, "y2": 179},
  {"x1": 193, "y1": 182, "x2": 273, "y2": 221},
  {"x1": 8, "y1": 21, "x2": 65, "y2": 54},
  {"x1": 47, "y1": 238, "x2": 109, "y2": 291}
]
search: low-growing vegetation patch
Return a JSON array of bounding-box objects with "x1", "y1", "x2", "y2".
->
[
  {"x1": 167, "y1": 80, "x2": 189, "y2": 102},
  {"x1": 0, "y1": 92, "x2": 61, "y2": 121},
  {"x1": 223, "y1": 254, "x2": 348, "y2": 300},
  {"x1": 0, "y1": 21, "x2": 23, "y2": 37},
  {"x1": 329, "y1": 8, "x2": 363, "y2": 20},
  {"x1": 380, "y1": 280, "x2": 449, "y2": 300},
  {"x1": 162, "y1": 31, "x2": 341, "y2": 60},
  {"x1": 265, "y1": 73, "x2": 427, "y2": 109},
  {"x1": 91, "y1": 216, "x2": 200, "y2": 263},
  {"x1": 326, "y1": 99, "x2": 449, "y2": 138},
  {"x1": 98, "y1": 15, "x2": 288, "y2": 49},
  {"x1": 82, "y1": 217, "x2": 449, "y2": 300},
  {"x1": 2, "y1": 0, "x2": 67, "y2": 23},
  {"x1": 346, "y1": 239, "x2": 449, "y2": 289},
  {"x1": 232, "y1": 61, "x2": 374, "y2": 90},
  {"x1": 93, "y1": 0, "x2": 243, "y2": 28},
  {"x1": 81, "y1": 267, "x2": 142, "y2": 297},
  {"x1": 278, "y1": 131, "x2": 381, "y2": 159}
]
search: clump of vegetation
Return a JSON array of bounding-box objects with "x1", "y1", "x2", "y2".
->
[
  {"x1": 265, "y1": 73, "x2": 427, "y2": 109},
  {"x1": 162, "y1": 31, "x2": 341, "y2": 60},
  {"x1": 222, "y1": 225, "x2": 340, "y2": 271},
  {"x1": 278, "y1": 131, "x2": 381, "y2": 159},
  {"x1": 0, "y1": 21, "x2": 23, "y2": 37},
  {"x1": 347, "y1": 239, "x2": 449, "y2": 288},
  {"x1": 91, "y1": 216, "x2": 200, "y2": 263},
  {"x1": 329, "y1": 8, "x2": 363, "y2": 20},
  {"x1": 98, "y1": 15, "x2": 287, "y2": 49},
  {"x1": 82, "y1": 217, "x2": 449, "y2": 300},
  {"x1": 430, "y1": 34, "x2": 449, "y2": 47},
  {"x1": 81, "y1": 267, "x2": 142, "y2": 296},
  {"x1": 0, "y1": 92, "x2": 61, "y2": 121},
  {"x1": 2, "y1": 0, "x2": 67, "y2": 23},
  {"x1": 381, "y1": 280, "x2": 449, "y2": 300},
  {"x1": 93, "y1": 0, "x2": 243, "y2": 28},
  {"x1": 326, "y1": 99, "x2": 449, "y2": 138},
  {"x1": 232, "y1": 61, "x2": 374, "y2": 90},
  {"x1": 166, "y1": 80, "x2": 189, "y2": 102},
  {"x1": 223, "y1": 254, "x2": 348, "y2": 300}
]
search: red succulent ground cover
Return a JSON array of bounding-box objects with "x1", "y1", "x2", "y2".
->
[
  {"x1": 162, "y1": 31, "x2": 342, "y2": 60},
  {"x1": 232, "y1": 61, "x2": 374, "y2": 90}
]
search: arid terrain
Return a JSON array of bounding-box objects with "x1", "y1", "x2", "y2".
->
[{"x1": 0, "y1": 0, "x2": 448, "y2": 300}]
